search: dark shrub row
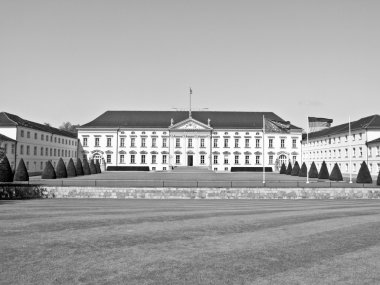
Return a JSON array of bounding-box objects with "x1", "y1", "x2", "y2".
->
[{"x1": 42, "y1": 158, "x2": 101, "y2": 179}]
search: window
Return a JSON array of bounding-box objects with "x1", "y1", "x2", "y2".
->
[
  {"x1": 152, "y1": 155, "x2": 156, "y2": 164},
  {"x1": 20, "y1": 130, "x2": 24, "y2": 137},
  {"x1": 353, "y1": 163, "x2": 356, "y2": 172},
  {"x1": 26, "y1": 145, "x2": 30, "y2": 155},
  {"x1": 162, "y1": 155, "x2": 167, "y2": 164},
  {"x1": 141, "y1": 154, "x2": 146, "y2": 164},
  {"x1": 234, "y1": 155, "x2": 239, "y2": 164},
  {"x1": 200, "y1": 155, "x2": 205, "y2": 164},
  {"x1": 58, "y1": 149, "x2": 61, "y2": 156},
  {"x1": 338, "y1": 149, "x2": 341, "y2": 158},
  {"x1": 213, "y1": 138, "x2": 218, "y2": 148},
  {"x1": 293, "y1": 156, "x2": 296, "y2": 163},
  {"x1": 95, "y1": 137, "x2": 100, "y2": 147},
  {"x1": 11, "y1": 144, "x2": 15, "y2": 154},
  {"x1": 224, "y1": 139, "x2": 229, "y2": 148},
  {"x1": 359, "y1": 133, "x2": 362, "y2": 140},
  {"x1": 131, "y1": 138, "x2": 135, "y2": 147},
  {"x1": 224, "y1": 157, "x2": 229, "y2": 164},
  {"x1": 377, "y1": 146, "x2": 380, "y2": 156},
  {"x1": 255, "y1": 139, "x2": 260, "y2": 148},
  {"x1": 20, "y1": 145, "x2": 24, "y2": 155},
  {"x1": 188, "y1": 138, "x2": 193, "y2": 148},
  {"x1": 176, "y1": 138, "x2": 180, "y2": 148},
  {"x1": 269, "y1": 155, "x2": 273, "y2": 165},
  {"x1": 41, "y1": 134, "x2": 44, "y2": 140},
  {"x1": 245, "y1": 156, "x2": 249, "y2": 165},
  {"x1": 353, "y1": 134, "x2": 356, "y2": 141},
  {"x1": 176, "y1": 155, "x2": 180, "y2": 164},
  {"x1": 280, "y1": 139, "x2": 285, "y2": 148},
  {"x1": 255, "y1": 155, "x2": 260, "y2": 165},
  {"x1": 50, "y1": 148, "x2": 52, "y2": 156},
  {"x1": 107, "y1": 155, "x2": 111, "y2": 163},
  {"x1": 45, "y1": 148, "x2": 48, "y2": 156},
  {"x1": 359, "y1": 147, "x2": 363, "y2": 157},
  {"x1": 235, "y1": 139, "x2": 239, "y2": 148},
  {"x1": 131, "y1": 155, "x2": 135, "y2": 164},
  {"x1": 27, "y1": 131, "x2": 30, "y2": 138},
  {"x1": 162, "y1": 138, "x2": 167, "y2": 148},
  {"x1": 34, "y1": 133, "x2": 37, "y2": 140},
  {"x1": 120, "y1": 138, "x2": 125, "y2": 147},
  {"x1": 141, "y1": 138, "x2": 146, "y2": 147},
  {"x1": 58, "y1": 138, "x2": 61, "y2": 143},
  {"x1": 54, "y1": 149, "x2": 56, "y2": 156},
  {"x1": 213, "y1": 155, "x2": 218, "y2": 164},
  {"x1": 369, "y1": 147, "x2": 372, "y2": 157},
  {"x1": 200, "y1": 138, "x2": 205, "y2": 148},
  {"x1": 353, "y1": 147, "x2": 356, "y2": 157},
  {"x1": 292, "y1": 139, "x2": 297, "y2": 148},
  {"x1": 152, "y1": 138, "x2": 157, "y2": 147},
  {"x1": 40, "y1": 162, "x2": 43, "y2": 170},
  {"x1": 107, "y1": 138, "x2": 111, "y2": 147},
  {"x1": 120, "y1": 154, "x2": 125, "y2": 163},
  {"x1": 245, "y1": 138, "x2": 250, "y2": 148},
  {"x1": 345, "y1": 148, "x2": 348, "y2": 157},
  {"x1": 269, "y1": 139, "x2": 273, "y2": 148},
  {"x1": 83, "y1": 138, "x2": 88, "y2": 146}
]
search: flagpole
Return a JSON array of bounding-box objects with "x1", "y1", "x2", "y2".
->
[
  {"x1": 263, "y1": 115, "x2": 265, "y2": 184},
  {"x1": 349, "y1": 116, "x2": 352, "y2": 183},
  {"x1": 306, "y1": 116, "x2": 309, "y2": 184}
]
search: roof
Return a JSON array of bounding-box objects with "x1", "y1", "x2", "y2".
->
[
  {"x1": 80, "y1": 111, "x2": 302, "y2": 131},
  {"x1": 307, "y1": 115, "x2": 380, "y2": 140},
  {"x1": 367, "y1": 137, "x2": 380, "y2": 145},
  {"x1": 0, "y1": 112, "x2": 77, "y2": 138},
  {"x1": 0, "y1": 133, "x2": 15, "y2": 142}
]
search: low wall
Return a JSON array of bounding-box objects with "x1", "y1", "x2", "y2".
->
[{"x1": 45, "y1": 186, "x2": 380, "y2": 199}]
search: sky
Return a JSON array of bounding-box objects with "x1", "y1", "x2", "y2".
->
[{"x1": 1, "y1": 0, "x2": 379, "y2": 129}]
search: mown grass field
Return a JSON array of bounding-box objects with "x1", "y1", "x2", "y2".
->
[{"x1": 1, "y1": 199, "x2": 380, "y2": 284}]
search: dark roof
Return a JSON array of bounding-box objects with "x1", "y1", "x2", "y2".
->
[
  {"x1": 80, "y1": 111, "x2": 302, "y2": 130},
  {"x1": 307, "y1": 115, "x2": 380, "y2": 140},
  {"x1": 0, "y1": 133, "x2": 15, "y2": 142},
  {"x1": 367, "y1": 137, "x2": 380, "y2": 145},
  {"x1": 0, "y1": 112, "x2": 77, "y2": 138}
]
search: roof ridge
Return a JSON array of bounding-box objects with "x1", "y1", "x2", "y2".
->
[{"x1": 3, "y1": 112, "x2": 19, "y2": 126}]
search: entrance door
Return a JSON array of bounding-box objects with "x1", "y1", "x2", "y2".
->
[{"x1": 187, "y1": 155, "x2": 193, "y2": 166}]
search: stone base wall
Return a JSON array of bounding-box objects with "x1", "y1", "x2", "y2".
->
[{"x1": 45, "y1": 187, "x2": 380, "y2": 199}]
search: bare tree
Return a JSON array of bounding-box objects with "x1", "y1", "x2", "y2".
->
[{"x1": 59, "y1": 122, "x2": 80, "y2": 134}]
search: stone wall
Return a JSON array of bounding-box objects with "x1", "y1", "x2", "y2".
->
[{"x1": 45, "y1": 186, "x2": 380, "y2": 199}]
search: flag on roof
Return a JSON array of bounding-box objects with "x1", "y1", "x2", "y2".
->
[{"x1": 308, "y1": 117, "x2": 333, "y2": 132}]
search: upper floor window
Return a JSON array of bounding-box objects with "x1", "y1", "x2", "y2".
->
[
  {"x1": 359, "y1": 133, "x2": 362, "y2": 140},
  {"x1": 255, "y1": 139, "x2": 260, "y2": 148},
  {"x1": 234, "y1": 138, "x2": 239, "y2": 148},
  {"x1": 292, "y1": 139, "x2": 297, "y2": 148},
  {"x1": 162, "y1": 138, "x2": 167, "y2": 148},
  {"x1": 95, "y1": 137, "x2": 100, "y2": 147},
  {"x1": 269, "y1": 138, "x2": 273, "y2": 148},
  {"x1": 245, "y1": 138, "x2": 249, "y2": 148},
  {"x1": 107, "y1": 138, "x2": 112, "y2": 147},
  {"x1": 188, "y1": 138, "x2": 193, "y2": 148},
  {"x1": 120, "y1": 138, "x2": 125, "y2": 147},
  {"x1": 20, "y1": 130, "x2": 24, "y2": 137},
  {"x1": 213, "y1": 138, "x2": 218, "y2": 148},
  {"x1": 141, "y1": 138, "x2": 146, "y2": 147},
  {"x1": 41, "y1": 134, "x2": 44, "y2": 140},
  {"x1": 280, "y1": 139, "x2": 285, "y2": 148},
  {"x1": 176, "y1": 138, "x2": 180, "y2": 148},
  {"x1": 26, "y1": 145, "x2": 30, "y2": 155},
  {"x1": 224, "y1": 138, "x2": 229, "y2": 148},
  {"x1": 131, "y1": 138, "x2": 135, "y2": 147},
  {"x1": 152, "y1": 138, "x2": 157, "y2": 147},
  {"x1": 200, "y1": 138, "x2": 205, "y2": 148},
  {"x1": 34, "y1": 133, "x2": 37, "y2": 140},
  {"x1": 20, "y1": 145, "x2": 24, "y2": 155},
  {"x1": 27, "y1": 131, "x2": 30, "y2": 138},
  {"x1": 83, "y1": 138, "x2": 88, "y2": 147}
]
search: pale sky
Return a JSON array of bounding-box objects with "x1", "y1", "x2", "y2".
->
[{"x1": 1, "y1": 0, "x2": 379, "y2": 129}]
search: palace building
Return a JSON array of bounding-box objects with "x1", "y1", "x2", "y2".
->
[
  {"x1": 78, "y1": 111, "x2": 303, "y2": 171},
  {"x1": 0, "y1": 112, "x2": 79, "y2": 174},
  {"x1": 302, "y1": 114, "x2": 380, "y2": 176}
]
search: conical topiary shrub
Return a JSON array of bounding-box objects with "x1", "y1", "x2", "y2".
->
[
  {"x1": 67, "y1": 158, "x2": 77, "y2": 177},
  {"x1": 56, "y1": 158, "x2": 67, "y2": 179},
  {"x1": 82, "y1": 158, "x2": 91, "y2": 175},
  {"x1": 95, "y1": 160, "x2": 101, "y2": 173},
  {"x1": 377, "y1": 171, "x2": 380, "y2": 186},
  {"x1": 279, "y1": 163, "x2": 286, "y2": 174},
  {"x1": 75, "y1": 158, "x2": 84, "y2": 176},
  {"x1": 309, "y1": 162, "x2": 319, "y2": 178},
  {"x1": 89, "y1": 159, "x2": 97, "y2": 174},
  {"x1": 286, "y1": 162, "x2": 292, "y2": 175},
  {"x1": 356, "y1": 161, "x2": 372, "y2": 184},
  {"x1": 14, "y1": 158, "x2": 29, "y2": 181},
  {"x1": 41, "y1": 161, "x2": 56, "y2": 179},
  {"x1": 318, "y1": 161, "x2": 329, "y2": 179},
  {"x1": 0, "y1": 155, "x2": 13, "y2": 182},
  {"x1": 291, "y1": 161, "x2": 300, "y2": 176},
  {"x1": 329, "y1": 163, "x2": 343, "y2": 181},
  {"x1": 299, "y1": 162, "x2": 307, "y2": 177}
]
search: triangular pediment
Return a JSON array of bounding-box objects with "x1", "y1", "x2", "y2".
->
[{"x1": 169, "y1": 117, "x2": 212, "y2": 131}]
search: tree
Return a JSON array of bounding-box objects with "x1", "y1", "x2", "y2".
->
[
  {"x1": 356, "y1": 161, "x2": 372, "y2": 184},
  {"x1": 0, "y1": 154, "x2": 13, "y2": 182},
  {"x1": 279, "y1": 163, "x2": 286, "y2": 174},
  {"x1": 41, "y1": 161, "x2": 56, "y2": 179},
  {"x1": 56, "y1": 158, "x2": 68, "y2": 178},
  {"x1": 291, "y1": 161, "x2": 300, "y2": 176},
  {"x1": 82, "y1": 158, "x2": 91, "y2": 175},
  {"x1": 75, "y1": 158, "x2": 84, "y2": 176},
  {"x1": 286, "y1": 162, "x2": 293, "y2": 175},
  {"x1": 14, "y1": 158, "x2": 29, "y2": 181},
  {"x1": 329, "y1": 163, "x2": 343, "y2": 181},
  {"x1": 67, "y1": 158, "x2": 77, "y2": 177},
  {"x1": 299, "y1": 162, "x2": 307, "y2": 177},
  {"x1": 89, "y1": 159, "x2": 97, "y2": 174},
  {"x1": 95, "y1": 160, "x2": 101, "y2": 173},
  {"x1": 59, "y1": 122, "x2": 80, "y2": 134},
  {"x1": 318, "y1": 161, "x2": 329, "y2": 179},
  {"x1": 309, "y1": 162, "x2": 319, "y2": 178}
]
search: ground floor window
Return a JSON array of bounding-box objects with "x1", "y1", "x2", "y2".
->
[
  {"x1": 245, "y1": 155, "x2": 249, "y2": 165},
  {"x1": 40, "y1": 162, "x2": 43, "y2": 170},
  {"x1": 131, "y1": 155, "x2": 135, "y2": 164},
  {"x1": 141, "y1": 154, "x2": 146, "y2": 164},
  {"x1": 269, "y1": 155, "x2": 273, "y2": 165},
  {"x1": 200, "y1": 155, "x2": 205, "y2": 164},
  {"x1": 107, "y1": 155, "x2": 111, "y2": 163},
  {"x1": 213, "y1": 155, "x2": 218, "y2": 164},
  {"x1": 120, "y1": 154, "x2": 125, "y2": 164},
  {"x1": 162, "y1": 155, "x2": 167, "y2": 164},
  {"x1": 292, "y1": 156, "x2": 296, "y2": 163},
  {"x1": 152, "y1": 155, "x2": 156, "y2": 164},
  {"x1": 234, "y1": 155, "x2": 239, "y2": 165},
  {"x1": 255, "y1": 155, "x2": 260, "y2": 165},
  {"x1": 224, "y1": 157, "x2": 228, "y2": 165},
  {"x1": 176, "y1": 155, "x2": 180, "y2": 164}
]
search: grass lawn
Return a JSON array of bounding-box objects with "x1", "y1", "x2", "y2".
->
[{"x1": 1, "y1": 199, "x2": 380, "y2": 284}]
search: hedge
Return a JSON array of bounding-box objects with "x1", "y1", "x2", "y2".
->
[
  {"x1": 14, "y1": 158, "x2": 29, "y2": 182},
  {"x1": 56, "y1": 158, "x2": 67, "y2": 179},
  {"x1": 356, "y1": 161, "x2": 372, "y2": 184},
  {"x1": 95, "y1": 160, "x2": 101, "y2": 173},
  {"x1": 291, "y1": 161, "x2": 300, "y2": 176},
  {"x1": 0, "y1": 155, "x2": 13, "y2": 182},
  {"x1": 89, "y1": 159, "x2": 97, "y2": 175},
  {"x1": 318, "y1": 161, "x2": 329, "y2": 179},
  {"x1": 75, "y1": 158, "x2": 84, "y2": 176},
  {"x1": 377, "y1": 171, "x2": 380, "y2": 186},
  {"x1": 299, "y1": 162, "x2": 307, "y2": 177},
  {"x1": 329, "y1": 163, "x2": 343, "y2": 181},
  {"x1": 309, "y1": 162, "x2": 319, "y2": 178},
  {"x1": 231, "y1": 167, "x2": 273, "y2": 172},
  {"x1": 286, "y1": 162, "x2": 292, "y2": 175},
  {"x1": 82, "y1": 158, "x2": 91, "y2": 175},
  {"x1": 41, "y1": 161, "x2": 56, "y2": 179},
  {"x1": 279, "y1": 163, "x2": 286, "y2": 174},
  {"x1": 67, "y1": 158, "x2": 77, "y2": 177}
]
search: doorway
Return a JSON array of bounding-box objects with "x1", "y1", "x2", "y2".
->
[{"x1": 187, "y1": 155, "x2": 193, "y2": 166}]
